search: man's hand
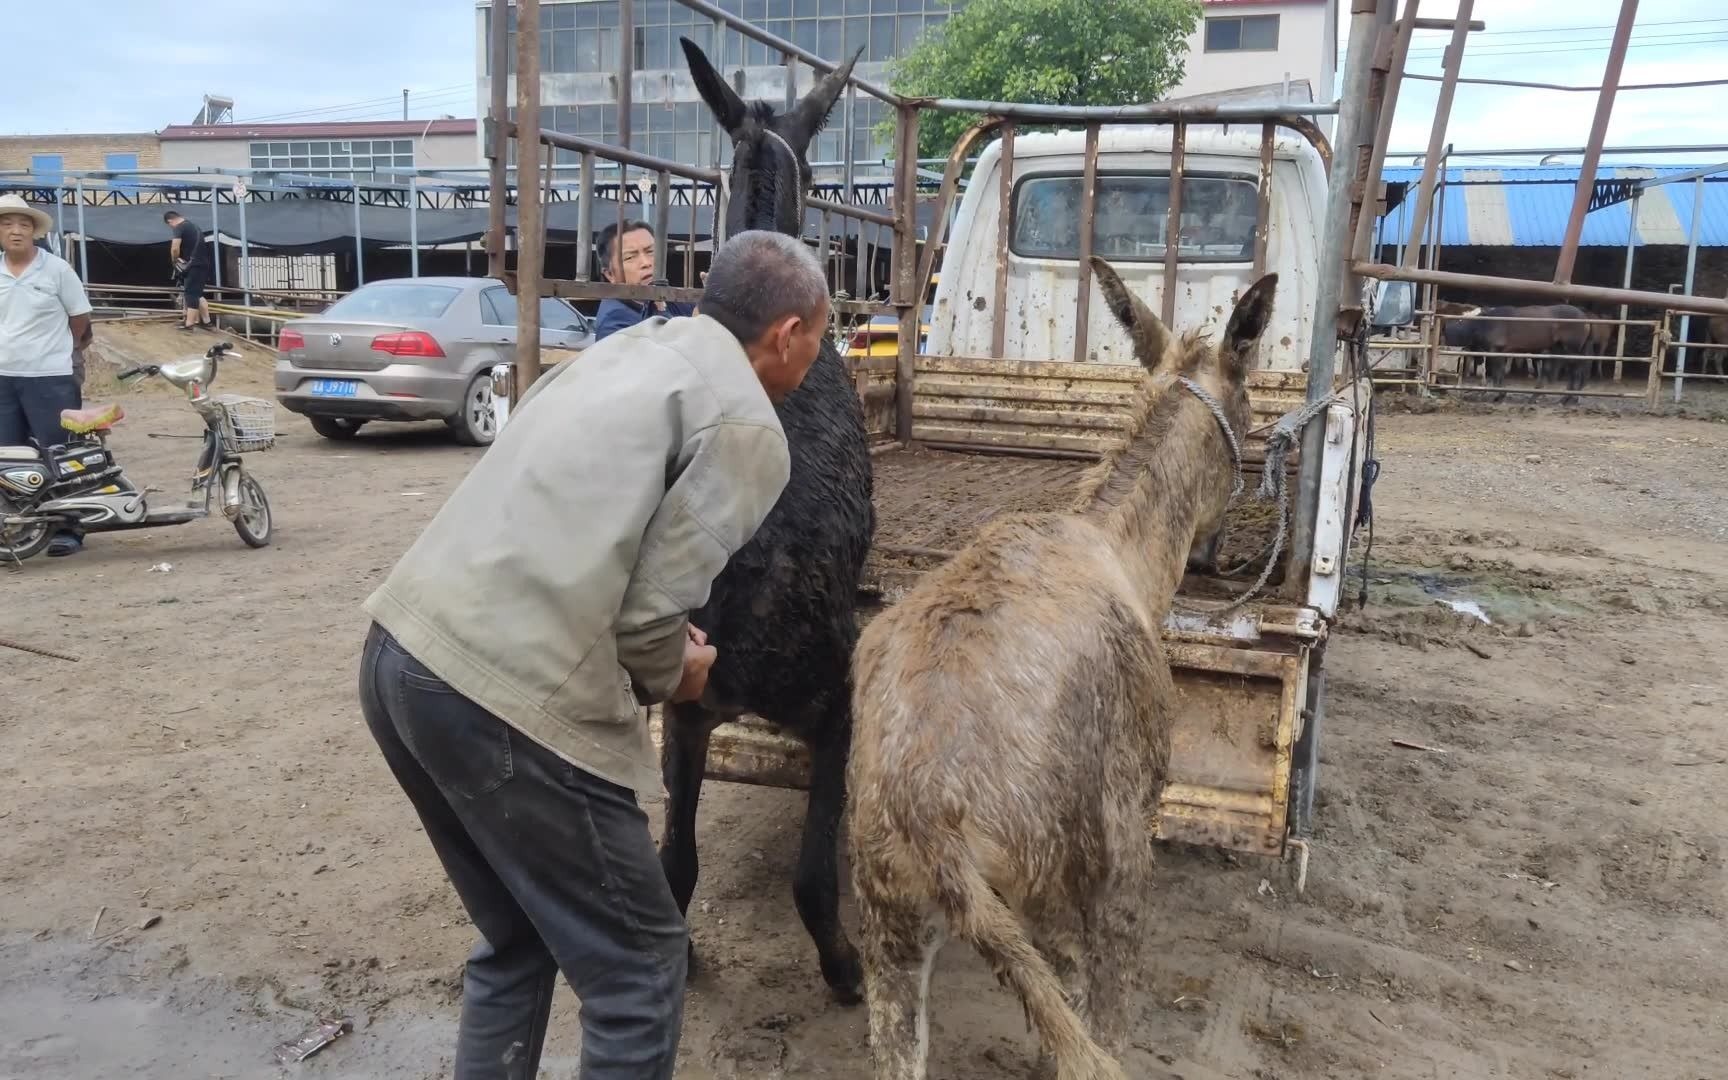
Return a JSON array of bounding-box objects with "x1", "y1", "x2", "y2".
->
[
  {"x1": 671, "y1": 635, "x2": 717, "y2": 703},
  {"x1": 686, "y1": 623, "x2": 708, "y2": 647}
]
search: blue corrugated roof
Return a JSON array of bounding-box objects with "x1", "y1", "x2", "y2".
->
[{"x1": 1376, "y1": 165, "x2": 1728, "y2": 248}]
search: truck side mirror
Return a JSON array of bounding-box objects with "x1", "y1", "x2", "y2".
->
[{"x1": 1370, "y1": 281, "x2": 1417, "y2": 329}]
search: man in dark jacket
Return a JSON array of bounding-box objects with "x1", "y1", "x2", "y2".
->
[
  {"x1": 592, "y1": 220, "x2": 696, "y2": 341},
  {"x1": 164, "y1": 210, "x2": 214, "y2": 332}
]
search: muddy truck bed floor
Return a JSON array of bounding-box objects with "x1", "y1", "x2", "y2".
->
[{"x1": 866, "y1": 447, "x2": 1288, "y2": 588}]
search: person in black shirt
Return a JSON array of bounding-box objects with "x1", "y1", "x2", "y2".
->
[{"x1": 163, "y1": 210, "x2": 214, "y2": 332}]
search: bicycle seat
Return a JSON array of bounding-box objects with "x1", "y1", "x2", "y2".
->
[{"x1": 61, "y1": 403, "x2": 125, "y2": 435}]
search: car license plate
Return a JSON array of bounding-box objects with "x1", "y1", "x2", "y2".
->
[{"x1": 310, "y1": 379, "x2": 359, "y2": 397}]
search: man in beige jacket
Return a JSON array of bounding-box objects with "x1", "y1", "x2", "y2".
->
[{"x1": 359, "y1": 230, "x2": 830, "y2": 1080}]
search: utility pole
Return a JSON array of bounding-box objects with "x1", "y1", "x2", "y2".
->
[{"x1": 402, "y1": 89, "x2": 409, "y2": 120}]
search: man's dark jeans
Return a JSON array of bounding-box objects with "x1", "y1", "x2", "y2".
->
[
  {"x1": 0, "y1": 373, "x2": 80, "y2": 449},
  {"x1": 359, "y1": 624, "x2": 688, "y2": 1080},
  {"x1": 0, "y1": 374, "x2": 84, "y2": 554}
]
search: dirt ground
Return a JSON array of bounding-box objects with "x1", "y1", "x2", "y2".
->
[{"x1": 3, "y1": 323, "x2": 1726, "y2": 1079}]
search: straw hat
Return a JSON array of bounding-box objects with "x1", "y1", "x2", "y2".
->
[{"x1": 0, "y1": 193, "x2": 54, "y2": 238}]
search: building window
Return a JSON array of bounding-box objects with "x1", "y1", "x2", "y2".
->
[
  {"x1": 248, "y1": 139, "x2": 415, "y2": 179},
  {"x1": 492, "y1": 0, "x2": 950, "y2": 75},
  {"x1": 31, "y1": 154, "x2": 64, "y2": 184},
  {"x1": 106, "y1": 152, "x2": 140, "y2": 194},
  {"x1": 1204, "y1": 14, "x2": 1280, "y2": 52},
  {"x1": 1011, "y1": 173, "x2": 1262, "y2": 263},
  {"x1": 492, "y1": 0, "x2": 953, "y2": 166}
]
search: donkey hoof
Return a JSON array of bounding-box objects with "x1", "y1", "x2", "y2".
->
[{"x1": 822, "y1": 949, "x2": 865, "y2": 1006}]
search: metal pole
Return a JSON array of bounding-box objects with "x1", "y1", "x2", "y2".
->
[
  {"x1": 990, "y1": 123, "x2": 1016, "y2": 358},
  {"x1": 486, "y1": 0, "x2": 510, "y2": 278},
  {"x1": 353, "y1": 182, "x2": 364, "y2": 286},
  {"x1": 1675, "y1": 175, "x2": 1703, "y2": 402},
  {"x1": 410, "y1": 176, "x2": 420, "y2": 277},
  {"x1": 617, "y1": 0, "x2": 634, "y2": 259},
  {"x1": 515, "y1": 0, "x2": 544, "y2": 399},
  {"x1": 618, "y1": 0, "x2": 634, "y2": 150},
  {"x1": 208, "y1": 182, "x2": 221, "y2": 292},
  {"x1": 238, "y1": 191, "x2": 250, "y2": 307},
  {"x1": 1352, "y1": 0, "x2": 1420, "y2": 264},
  {"x1": 1290, "y1": 0, "x2": 1385, "y2": 599},
  {"x1": 1159, "y1": 123, "x2": 1184, "y2": 327},
  {"x1": 575, "y1": 152, "x2": 594, "y2": 279},
  {"x1": 1555, "y1": 0, "x2": 1639, "y2": 284},
  {"x1": 1074, "y1": 123, "x2": 1100, "y2": 362},
  {"x1": 842, "y1": 84, "x2": 856, "y2": 207},
  {"x1": 1401, "y1": 0, "x2": 1472, "y2": 266},
  {"x1": 1616, "y1": 188, "x2": 1638, "y2": 380},
  {"x1": 893, "y1": 104, "x2": 921, "y2": 445},
  {"x1": 653, "y1": 169, "x2": 670, "y2": 280},
  {"x1": 75, "y1": 180, "x2": 89, "y2": 283}
]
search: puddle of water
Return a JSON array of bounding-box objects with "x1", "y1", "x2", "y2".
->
[
  {"x1": 1435, "y1": 597, "x2": 1492, "y2": 624},
  {"x1": 1366, "y1": 566, "x2": 1591, "y2": 624}
]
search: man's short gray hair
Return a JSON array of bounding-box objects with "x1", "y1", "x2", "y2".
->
[{"x1": 700, "y1": 231, "x2": 829, "y2": 345}]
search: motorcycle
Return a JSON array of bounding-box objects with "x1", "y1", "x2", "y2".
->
[{"x1": 0, "y1": 342, "x2": 274, "y2": 562}]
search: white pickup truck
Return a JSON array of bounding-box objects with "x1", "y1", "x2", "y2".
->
[{"x1": 656, "y1": 119, "x2": 1370, "y2": 883}]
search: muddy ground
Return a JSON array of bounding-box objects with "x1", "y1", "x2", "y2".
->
[{"x1": 3, "y1": 323, "x2": 1726, "y2": 1078}]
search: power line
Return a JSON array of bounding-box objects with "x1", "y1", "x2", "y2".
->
[
  {"x1": 235, "y1": 84, "x2": 470, "y2": 124},
  {"x1": 1456, "y1": 16, "x2": 1728, "y2": 38},
  {"x1": 1410, "y1": 29, "x2": 1728, "y2": 53},
  {"x1": 1408, "y1": 31, "x2": 1728, "y2": 58}
]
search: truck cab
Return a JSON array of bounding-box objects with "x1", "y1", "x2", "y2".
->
[{"x1": 930, "y1": 125, "x2": 1329, "y2": 373}]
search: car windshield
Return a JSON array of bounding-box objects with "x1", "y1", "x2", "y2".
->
[{"x1": 321, "y1": 283, "x2": 462, "y2": 321}]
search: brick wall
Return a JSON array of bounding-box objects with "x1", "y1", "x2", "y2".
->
[{"x1": 0, "y1": 134, "x2": 161, "y2": 173}]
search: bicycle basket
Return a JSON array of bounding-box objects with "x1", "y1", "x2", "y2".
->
[{"x1": 216, "y1": 395, "x2": 277, "y2": 453}]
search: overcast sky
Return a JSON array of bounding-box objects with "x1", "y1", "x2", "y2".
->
[
  {"x1": 8, "y1": 0, "x2": 477, "y2": 134},
  {"x1": 10, "y1": 0, "x2": 1728, "y2": 161},
  {"x1": 1368, "y1": 0, "x2": 1728, "y2": 161}
]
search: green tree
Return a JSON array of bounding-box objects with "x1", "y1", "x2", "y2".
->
[{"x1": 886, "y1": 0, "x2": 1203, "y2": 158}]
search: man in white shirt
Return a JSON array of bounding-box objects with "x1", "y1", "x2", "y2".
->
[{"x1": 0, "y1": 194, "x2": 95, "y2": 557}]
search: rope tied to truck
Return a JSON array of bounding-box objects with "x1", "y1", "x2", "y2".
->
[{"x1": 1176, "y1": 388, "x2": 1349, "y2": 618}]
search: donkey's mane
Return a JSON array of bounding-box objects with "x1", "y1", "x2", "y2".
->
[
  {"x1": 730, "y1": 104, "x2": 803, "y2": 226},
  {"x1": 1071, "y1": 328, "x2": 1212, "y2": 515}
]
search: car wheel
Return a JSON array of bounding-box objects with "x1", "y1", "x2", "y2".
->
[
  {"x1": 309, "y1": 416, "x2": 365, "y2": 441},
  {"x1": 448, "y1": 372, "x2": 497, "y2": 447}
]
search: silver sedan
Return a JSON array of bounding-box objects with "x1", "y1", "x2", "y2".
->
[{"x1": 275, "y1": 276, "x2": 592, "y2": 444}]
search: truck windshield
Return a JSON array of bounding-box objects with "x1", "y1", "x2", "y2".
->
[{"x1": 1012, "y1": 174, "x2": 1260, "y2": 263}]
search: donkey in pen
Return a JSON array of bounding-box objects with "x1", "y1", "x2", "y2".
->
[
  {"x1": 849, "y1": 260, "x2": 1277, "y2": 1080},
  {"x1": 656, "y1": 38, "x2": 875, "y2": 1004}
]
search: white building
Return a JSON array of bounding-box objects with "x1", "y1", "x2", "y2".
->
[
  {"x1": 156, "y1": 119, "x2": 480, "y2": 182},
  {"x1": 1171, "y1": 0, "x2": 1338, "y2": 106}
]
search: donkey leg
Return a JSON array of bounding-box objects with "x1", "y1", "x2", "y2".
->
[
  {"x1": 795, "y1": 733, "x2": 865, "y2": 1003},
  {"x1": 858, "y1": 883, "x2": 946, "y2": 1080},
  {"x1": 1081, "y1": 847, "x2": 1156, "y2": 1059},
  {"x1": 658, "y1": 704, "x2": 719, "y2": 966},
  {"x1": 1026, "y1": 902, "x2": 1088, "y2": 1080}
]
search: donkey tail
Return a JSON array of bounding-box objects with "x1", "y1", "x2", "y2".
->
[{"x1": 932, "y1": 855, "x2": 1126, "y2": 1080}]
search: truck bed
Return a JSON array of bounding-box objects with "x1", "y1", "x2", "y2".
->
[{"x1": 865, "y1": 447, "x2": 1289, "y2": 595}]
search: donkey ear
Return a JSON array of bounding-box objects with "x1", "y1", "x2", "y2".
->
[
  {"x1": 1221, "y1": 272, "x2": 1278, "y2": 380},
  {"x1": 786, "y1": 47, "x2": 863, "y2": 149},
  {"x1": 1090, "y1": 256, "x2": 1171, "y2": 372},
  {"x1": 682, "y1": 37, "x2": 747, "y2": 133}
]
